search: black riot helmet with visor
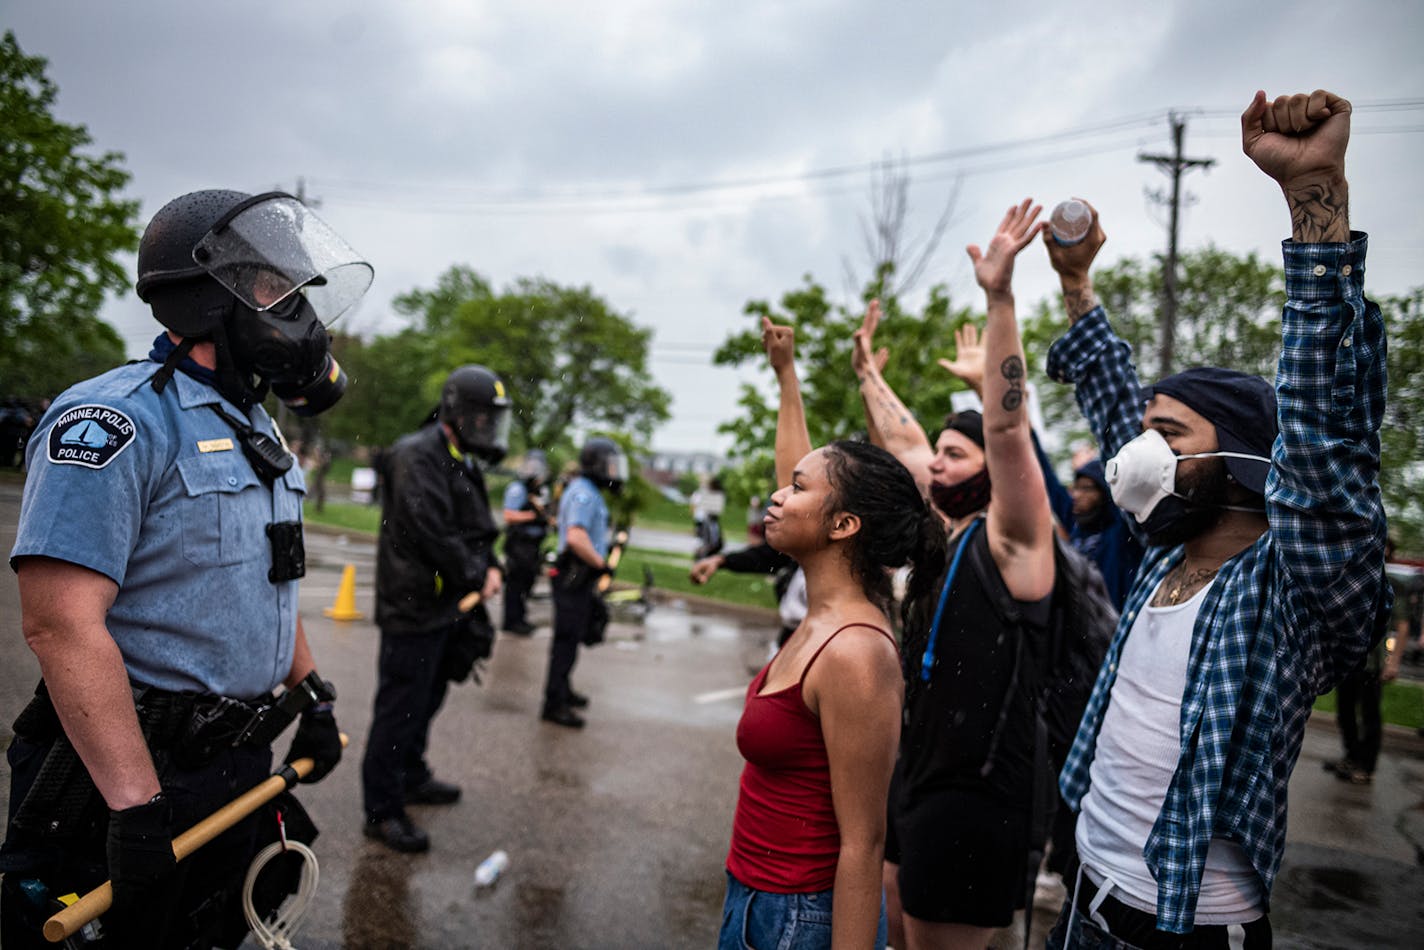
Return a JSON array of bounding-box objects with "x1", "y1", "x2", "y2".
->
[
  {"x1": 579, "y1": 437, "x2": 629, "y2": 493},
  {"x1": 439, "y1": 365, "x2": 512, "y2": 464},
  {"x1": 135, "y1": 190, "x2": 372, "y2": 416}
]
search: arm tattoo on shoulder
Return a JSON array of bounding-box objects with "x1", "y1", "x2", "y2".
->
[{"x1": 1000, "y1": 355, "x2": 1025, "y2": 412}]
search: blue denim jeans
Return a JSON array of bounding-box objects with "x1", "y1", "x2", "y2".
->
[{"x1": 718, "y1": 871, "x2": 888, "y2": 950}]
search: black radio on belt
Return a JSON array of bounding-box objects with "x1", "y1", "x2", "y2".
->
[
  {"x1": 267, "y1": 521, "x2": 306, "y2": 582},
  {"x1": 234, "y1": 672, "x2": 337, "y2": 749}
]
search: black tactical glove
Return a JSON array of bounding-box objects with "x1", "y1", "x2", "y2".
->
[
  {"x1": 284, "y1": 705, "x2": 342, "y2": 783},
  {"x1": 106, "y1": 793, "x2": 176, "y2": 915}
]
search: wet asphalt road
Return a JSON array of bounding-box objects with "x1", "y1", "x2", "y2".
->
[{"x1": 2, "y1": 480, "x2": 1423, "y2": 948}]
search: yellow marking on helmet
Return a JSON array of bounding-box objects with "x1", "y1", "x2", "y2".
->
[{"x1": 494, "y1": 380, "x2": 506, "y2": 399}]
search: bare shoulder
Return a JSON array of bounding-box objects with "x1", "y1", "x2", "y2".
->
[{"x1": 809, "y1": 619, "x2": 902, "y2": 695}]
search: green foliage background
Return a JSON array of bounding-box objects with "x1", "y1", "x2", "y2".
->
[{"x1": 0, "y1": 31, "x2": 138, "y2": 399}]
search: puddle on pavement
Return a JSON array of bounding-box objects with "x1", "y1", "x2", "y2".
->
[
  {"x1": 1278, "y1": 864, "x2": 1380, "y2": 911},
  {"x1": 342, "y1": 846, "x2": 418, "y2": 948}
]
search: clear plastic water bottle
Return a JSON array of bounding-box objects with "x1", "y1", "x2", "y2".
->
[
  {"x1": 474, "y1": 849, "x2": 509, "y2": 887},
  {"x1": 1049, "y1": 199, "x2": 1092, "y2": 246}
]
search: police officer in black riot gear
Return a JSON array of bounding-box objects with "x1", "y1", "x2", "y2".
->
[
  {"x1": 541, "y1": 437, "x2": 628, "y2": 729},
  {"x1": 501, "y1": 449, "x2": 552, "y2": 635},
  {"x1": 361, "y1": 365, "x2": 510, "y2": 853},
  {"x1": 2, "y1": 189, "x2": 364, "y2": 948}
]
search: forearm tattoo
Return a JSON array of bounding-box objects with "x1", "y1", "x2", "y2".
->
[
  {"x1": 866, "y1": 376, "x2": 911, "y2": 428},
  {"x1": 1286, "y1": 181, "x2": 1349, "y2": 243},
  {"x1": 1000, "y1": 356, "x2": 1024, "y2": 412},
  {"x1": 1062, "y1": 283, "x2": 1098, "y2": 320}
]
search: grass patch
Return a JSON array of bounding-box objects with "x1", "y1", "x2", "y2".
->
[
  {"x1": 301, "y1": 506, "x2": 777, "y2": 612},
  {"x1": 616, "y1": 546, "x2": 777, "y2": 611},
  {"x1": 1314, "y1": 679, "x2": 1424, "y2": 730},
  {"x1": 304, "y1": 500, "x2": 380, "y2": 535}
]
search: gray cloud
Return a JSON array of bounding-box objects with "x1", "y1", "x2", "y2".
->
[{"x1": 9, "y1": 0, "x2": 1423, "y2": 453}]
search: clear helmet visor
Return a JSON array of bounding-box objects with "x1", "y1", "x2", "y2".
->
[
  {"x1": 191, "y1": 194, "x2": 373, "y2": 323},
  {"x1": 605, "y1": 452, "x2": 630, "y2": 484}
]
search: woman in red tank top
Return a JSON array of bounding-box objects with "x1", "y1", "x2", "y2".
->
[{"x1": 719, "y1": 318, "x2": 946, "y2": 950}]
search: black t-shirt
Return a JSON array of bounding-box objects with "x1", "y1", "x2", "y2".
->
[{"x1": 899, "y1": 525, "x2": 1050, "y2": 808}]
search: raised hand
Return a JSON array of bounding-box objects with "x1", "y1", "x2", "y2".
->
[
  {"x1": 937, "y1": 322, "x2": 986, "y2": 396},
  {"x1": 761, "y1": 316, "x2": 796, "y2": 377},
  {"x1": 851, "y1": 299, "x2": 890, "y2": 381},
  {"x1": 967, "y1": 199, "x2": 1043, "y2": 297},
  {"x1": 1241, "y1": 89, "x2": 1351, "y2": 243},
  {"x1": 1042, "y1": 198, "x2": 1106, "y2": 284},
  {"x1": 1242, "y1": 89, "x2": 1350, "y2": 191}
]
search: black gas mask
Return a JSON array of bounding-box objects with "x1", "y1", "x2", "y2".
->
[{"x1": 223, "y1": 292, "x2": 348, "y2": 416}]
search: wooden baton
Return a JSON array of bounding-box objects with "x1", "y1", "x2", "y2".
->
[
  {"x1": 596, "y1": 529, "x2": 630, "y2": 594},
  {"x1": 43, "y1": 734, "x2": 349, "y2": 943}
]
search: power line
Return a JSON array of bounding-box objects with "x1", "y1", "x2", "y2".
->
[
  {"x1": 309, "y1": 97, "x2": 1423, "y2": 214},
  {"x1": 320, "y1": 131, "x2": 1155, "y2": 218}
]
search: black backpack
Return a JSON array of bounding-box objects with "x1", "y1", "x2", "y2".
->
[{"x1": 966, "y1": 531, "x2": 1118, "y2": 949}]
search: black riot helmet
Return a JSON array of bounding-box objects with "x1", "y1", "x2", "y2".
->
[
  {"x1": 579, "y1": 437, "x2": 629, "y2": 493},
  {"x1": 134, "y1": 189, "x2": 372, "y2": 415},
  {"x1": 439, "y1": 365, "x2": 512, "y2": 463}
]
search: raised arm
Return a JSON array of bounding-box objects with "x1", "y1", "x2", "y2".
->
[
  {"x1": 968, "y1": 199, "x2": 1055, "y2": 600},
  {"x1": 940, "y1": 323, "x2": 1074, "y2": 532},
  {"x1": 762, "y1": 316, "x2": 812, "y2": 489},
  {"x1": 1243, "y1": 89, "x2": 1389, "y2": 682},
  {"x1": 1042, "y1": 203, "x2": 1148, "y2": 463},
  {"x1": 851, "y1": 300, "x2": 935, "y2": 492}
]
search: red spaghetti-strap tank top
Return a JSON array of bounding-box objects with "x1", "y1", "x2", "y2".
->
[{"x1": 725, "y1": 622, "x2": 895, "y2": 893}]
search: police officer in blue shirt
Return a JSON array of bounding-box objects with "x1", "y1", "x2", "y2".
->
[
  {"x1": 501, "y1": 449, "x2": 552, "y2": 636},
  {"x1": 1, "y1": 189, "x2": 367, "y2": 948},
  {"x1": 541, "y1": 437, "x2": 627, "y2": 728}
]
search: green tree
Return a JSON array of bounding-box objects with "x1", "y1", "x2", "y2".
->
[
  {"x1": 399, "y1": 271, "x2": 672, "y2": 450},
  {"x1": 319, "y1": 328, "x2": 446, "y2": 449},
  {"x1": 0, "y1": 31, "x2": 138, "y2": 397},
  {"x1": 712, "y1": 267, "x2": 981, "y2": 492},
  {"x1": 1021, "y1": 245, "x2": 1285, "y2": 452},
  {"x1": 1378, "y1": 288, "x2": 1424, "y2": 553}
]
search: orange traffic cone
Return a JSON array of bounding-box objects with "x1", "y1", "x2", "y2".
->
[{"x1": 323, "y1": 564, "x2": 365, "y2": 621}]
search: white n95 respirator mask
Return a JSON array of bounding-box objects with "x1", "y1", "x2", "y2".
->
[{"x1": 1105, "y1": 428, "x2": 1269, "y2": 524}]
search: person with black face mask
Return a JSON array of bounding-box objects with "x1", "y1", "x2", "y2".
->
[
  {"x1": 852, "y1": 201, "x2": 1058, "y2": 950},
  {"x1": 1039, "y1": 91, "x2": 1392, "y2": 949},
  {"x1": 360, "y1": 365, "x2": 510, "y2": 853},
  {"x1": 2, "y1": 189, "x2": 362, "y2": 948}
]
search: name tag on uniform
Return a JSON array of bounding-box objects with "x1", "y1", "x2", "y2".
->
[{"x1": 197, "y1": 438, "x2": 234, "y2": 453}]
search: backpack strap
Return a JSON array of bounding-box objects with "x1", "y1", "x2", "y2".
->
[{"x1": 918, "y1": 518, "x2": 983, "y2": 684}]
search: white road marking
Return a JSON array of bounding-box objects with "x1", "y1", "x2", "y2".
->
[{"x1": 693, "y1": 686, "x2": 747, "y2": 705}]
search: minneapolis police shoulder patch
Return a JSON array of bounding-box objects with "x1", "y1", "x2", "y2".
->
[{"x1": 47, "y1": 404, "x2": 137, "y2": 470}]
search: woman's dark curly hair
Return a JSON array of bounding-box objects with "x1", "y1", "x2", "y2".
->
[{"x1": 820, "y1": 440, "x2": 947, "y2": 612}]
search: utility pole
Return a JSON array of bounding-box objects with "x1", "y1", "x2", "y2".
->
[{"x1": 1138, "y1": 113, "x2": 1214, "y2": 374}]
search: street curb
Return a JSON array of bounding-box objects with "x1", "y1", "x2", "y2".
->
[{"x1": 1307, "y1": 707, "x2": 1424, "y2": 756}]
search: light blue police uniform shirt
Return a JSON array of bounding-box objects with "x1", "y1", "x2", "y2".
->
[
  {"x1": 10, "y1": 363, "x2": 305, "y2": 699},
  {"x1": 557, "y1": 475, "x2": 609, "y2": 558}
]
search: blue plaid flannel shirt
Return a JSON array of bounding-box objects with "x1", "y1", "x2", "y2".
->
[{"x1": 1045, "y1": 234, "x2": 1391, "y2": 933}]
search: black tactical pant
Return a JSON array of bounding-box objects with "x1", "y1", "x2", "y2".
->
[
  {"x1": 1, "y1": 733, "x2": 271, "y2": 949},
  {"x1": 361, "y1": 625, "x2": 452, "y2": 822},
  {"x1": 1336, "y1": 664, "x2": 1382, "y2": 773},
  {"x1": 502, "y1": 534, "x2": 544, "y2": 629},
  {"x1": 544, "y1": 583, "x2": 594, "y2": 713}
]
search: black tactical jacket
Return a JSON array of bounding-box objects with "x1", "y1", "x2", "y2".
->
[{"x1": 375, "y1": 424, "x2": 501, "y2": 633}]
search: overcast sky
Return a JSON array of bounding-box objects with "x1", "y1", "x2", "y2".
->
[{"x1": 11, "y1": 0, "x2": 1423, "y2": 453}]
